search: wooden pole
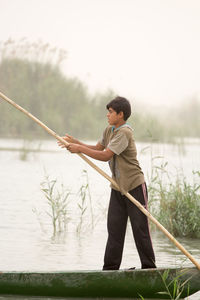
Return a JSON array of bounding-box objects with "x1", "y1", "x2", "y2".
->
[{"x1": 0, "y1": 91, "x2": 200, "y2": 270}]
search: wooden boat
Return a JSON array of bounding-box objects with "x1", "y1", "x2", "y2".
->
[{"x1": 0, "y1": 267, "x2": 199, "y2": 299}]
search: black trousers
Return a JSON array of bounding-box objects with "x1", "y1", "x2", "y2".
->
[{"x1": 103, "y1": 183, "x2": 156, "y2": 270}]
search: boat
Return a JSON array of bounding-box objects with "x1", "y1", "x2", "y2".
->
[{"x1": 0, "y1": 267, "x2": 199, "y2": 299}]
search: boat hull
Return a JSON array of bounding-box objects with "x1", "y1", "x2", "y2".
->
[{"x1": 0, "y1": 267, "x2": 199, "y2": 299}]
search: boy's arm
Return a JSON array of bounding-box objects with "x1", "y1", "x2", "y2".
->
[
  {"x1": 79, "y1": 141, "x2": 105, "y2": 151},
  {"x1": 58, "y1": 134, "x2": 105, "y2": 151},
  {"x1": 66, "y1": 143, "x2": 114, "y2": 162}
]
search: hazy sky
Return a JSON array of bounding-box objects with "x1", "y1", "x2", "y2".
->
[{"x1": 0, "y1": 0, "x2": 200, "y2": 107}]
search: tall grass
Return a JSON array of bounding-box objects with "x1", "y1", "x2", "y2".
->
[
  {"x1": 41, "y1": 176, "x2": 71, "y2": 236},
  {"x1": 157, "y1": 269, "x2": 191, "y2": 300},
  {"x1": 36, "y1": 170, "x2": 97, "y2": 237},
  {"x1": 139, "y1": 269, "x2": 191, "y2": 300},
  {"x1": 37, "y1": 156, "x2": 200, "y2": 240},
  {"x1": 148, "y1": 159, "x2": 200, "y2": 238},
  {"x1": 76, "y1": 169, "x2": 95, "y2": 233}
]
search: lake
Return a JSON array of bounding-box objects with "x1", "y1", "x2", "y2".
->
[{"x1": 0, "y1": 138, "x2": 200, "y2": 300}]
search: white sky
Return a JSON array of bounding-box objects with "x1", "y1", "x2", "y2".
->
[{"x1": 0, "y1": 0, "x2": 200, "y2": 107}]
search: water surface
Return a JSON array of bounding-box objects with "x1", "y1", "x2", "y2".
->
[{"x1": 0, "y1": 138, "x2": 199, "y2": 299}]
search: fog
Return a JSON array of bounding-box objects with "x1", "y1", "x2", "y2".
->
[{"x1": 0, "y1": 0, "x2": 200, "y2": 107}]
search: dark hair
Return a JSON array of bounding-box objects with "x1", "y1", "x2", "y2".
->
[{"x1": 106, "y1": 96, "x2": 131, "y2": 121}]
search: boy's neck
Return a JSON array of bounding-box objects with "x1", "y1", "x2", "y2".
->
[{"x1": 114, "y1": 120, "x2": 126, "y2": 129}]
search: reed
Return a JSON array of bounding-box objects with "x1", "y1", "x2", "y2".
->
[
  {"x1": 157, "y1": 269, "x2": 191, "y2": 300},
  {"x1": 19, "y1": 140, "x2": 31, "y2": 161},
  {"x1": 76, "y1": 169, "x2": 94, "y2": 233},
  {"x1": 19, "y1": 139, "x2": 42, "y2": 160},
  {"x1": 36, "y1": 170, "x2": 97, "y2": 237},
  {"x1": 139, "y1": 269, "x2": 191, "y2": 299},
  {"x1": 76, "y1": 183, "x2": 87, "y2": 233},
  {"x1": 41, "y1": 176, "x2": 71, "y2": 236},
  {"x1": 148, "y1": 160, "x2": 200, "y2": 238}
]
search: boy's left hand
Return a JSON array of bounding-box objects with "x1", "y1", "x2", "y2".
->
[{"x1": 66, "y1": 143, "x2": 80, "y2": 153}]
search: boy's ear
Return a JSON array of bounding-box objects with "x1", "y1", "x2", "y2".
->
[{"x1": 119, "y1": 111, "x2": 124, "y2": 119}]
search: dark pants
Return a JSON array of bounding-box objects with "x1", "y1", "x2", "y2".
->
[{"x1": 103, "y1": 183, "x2": 156, "y2": 270}]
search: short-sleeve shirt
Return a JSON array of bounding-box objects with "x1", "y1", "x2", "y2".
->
[{"x1": 100, "y1": 124, "x2": 144, "y2": 193}]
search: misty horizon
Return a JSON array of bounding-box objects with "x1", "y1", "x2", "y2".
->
[{"x1": 0, "y1": 0, "x2": 200, "y2": 108}]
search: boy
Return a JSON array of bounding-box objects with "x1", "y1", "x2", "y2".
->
[{"x1": 58, "y1": 96, "x2": 156, "y2": 270}]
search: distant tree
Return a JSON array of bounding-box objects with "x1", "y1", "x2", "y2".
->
[
  {"x1": 1, "y1": 39, "x2": 199, "y2": 141},
  {"x1": 0, "y1": 39, "x2": 96, "y2": 138}
]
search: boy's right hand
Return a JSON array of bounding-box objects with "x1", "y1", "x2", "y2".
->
[{"x1": 57, "y1": 134, "x2": 79, "y2": 148}]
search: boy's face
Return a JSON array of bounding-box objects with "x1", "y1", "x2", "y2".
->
[{"x1": 107, "y1": 107, "x2": 124, "y2": 126}]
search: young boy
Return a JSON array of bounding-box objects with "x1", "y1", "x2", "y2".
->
[{"x1": 58, "y1": 96, "x2": 156, "y2": 270}]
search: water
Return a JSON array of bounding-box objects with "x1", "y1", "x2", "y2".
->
[{"x1": 0, "y1": 138, "x2": 200, "y2": 299}]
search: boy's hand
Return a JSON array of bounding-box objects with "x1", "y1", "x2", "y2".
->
[
  {"x1": 64, "y1": 134, "x2": 78, "y2": 144},
  {"x1": 66, "y1": 143, "x2": 80, "y2": 153},
  {"x1": 57, "y1": 134, "x2": 79, "y2": 148},
  {"x1": 57, "y1": 137, "x2": 68, "y2": 148}
]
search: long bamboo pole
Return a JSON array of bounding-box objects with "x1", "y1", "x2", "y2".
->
[{"x1": 0, "y1": 91, "x2": 200, "y2": 270}]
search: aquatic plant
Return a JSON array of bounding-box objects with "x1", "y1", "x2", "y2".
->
[
  {"x1": 19, "y1": 139, "x2": 41, "y2": 161},
  {"x1": 36, "y1": 170, "x2": 98, "y2": 237},
  {"x1": 76, "y1": 184, "x2": 87, "y2": 233},
  {"x1": 19, "y1": 140, "x2": 30, "y2": 161},
  {"x1": 76, "y1": 169, "x2": 94, "y2": 233},
  {"x1": 139, "y1": 269, "x2": 191, "y2": 299},
  {"x1": 148, "y1": 159, "x2": 200, "y2": 238},
  {"x1": 41, "y1": 176, "x2": 71, "y2": 236},
  {"x1": 157, "y1": 269, "x2": 191, "y2": 299}
]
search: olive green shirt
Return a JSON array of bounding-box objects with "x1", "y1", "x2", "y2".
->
[{"x1": 100, "y1": 124, "x2": 144, "y2": 193}]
